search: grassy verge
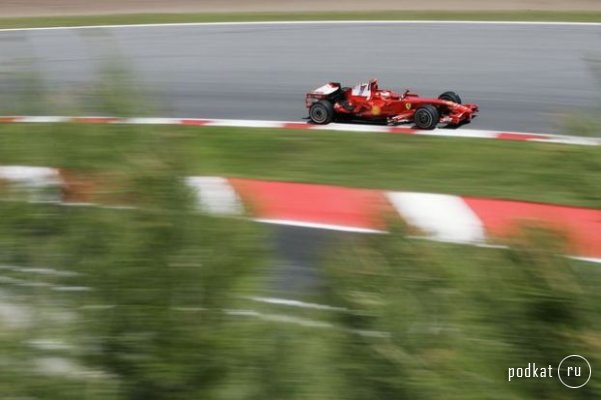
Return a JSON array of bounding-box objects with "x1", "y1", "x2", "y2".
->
[
  {"x1": 0, "y1": 10, "x2": 600, "y2": 30},
  {"x1": 0, "y1": 123, "x2": 599, "y2": 208}
]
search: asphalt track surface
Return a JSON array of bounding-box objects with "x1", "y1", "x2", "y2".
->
[
  {"x1": 1, "y1": 22, "x2": 600, "y2": 133},
  {"x1": 1, "y1": 21, "x2": 600, "y2": 297}
]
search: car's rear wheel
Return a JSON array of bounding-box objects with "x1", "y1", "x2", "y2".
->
[
  {"x1": 414, "y1": 105, "x2": 439, "y2": 130},
  {"x1": 438, "y1": 91, "x2": 462, "y2": 104},
  {"x1": 309, "y1": 100, "x2": 334, "y2": 124}
]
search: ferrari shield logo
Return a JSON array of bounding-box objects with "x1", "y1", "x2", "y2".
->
[
  {"x1": 371, "y1": 105, "x2": 381, "y2": 116},
  {"x1": 405, "y1": 103, "x2": 412, "y2": 110}
]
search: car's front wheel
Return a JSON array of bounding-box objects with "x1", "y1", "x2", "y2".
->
[
  {"x1": 438, "y1": 91, "x2": 462, "y2": 104},
  {"x1": 309, "y1": 100, "x2": 334, "y2": 124},
  {"x1": 414, "y1": 105, "x2": 439, "y2": 130}
]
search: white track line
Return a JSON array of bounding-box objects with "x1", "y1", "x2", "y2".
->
[
  {"x1": 9, "y1": 116, "x2": 70, "y2": 123},
  {"x1": 570, "y1": 256, "x2": 601, "y2": 265},
  {"x1": 204, "y1": 119, "x2": 286, "y2": 128},
  {"x1": 224, "y1": 308, "x2": 388, "y2": 336},
  {"x1": 248, "y1": 296, "x2": 349, "y2": 312},
  {"x1": 316, "y1": 123, "x2": 393, "y2": 133},
  {"x1": 121, "y1": 117, "x2": 180, "y2": 125},
  {"x1": 225, "y1": 308, "x2": 334, "y2": 329},
  {"x1": 1, "y1": 20, "x2": 600, "y2": 33},
  {"x1": 0, "y1": 265, "x2": 79, "y2": 277},
  {"x1": 253, "y1": 218, "x2": 385, "y2": 234},
  {"x1": 2, "y1": 116, "x2": 598, "y2": 146},
  {"x1": 414, "y1": 129, "x2": 498, "y2": 139}
]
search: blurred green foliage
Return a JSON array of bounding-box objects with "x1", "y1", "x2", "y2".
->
[
  {"x1": 321, "y1": 224, "x2": 601, "y2": 399},
  {"x1": 0, "y1": 120, "x2": 270, "y2": 399}
]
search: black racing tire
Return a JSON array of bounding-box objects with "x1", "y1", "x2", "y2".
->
[
  {"x1": 438, "y1": 91, "x2": 462, "y2": 104},
  {"x1": 414, "y1": 105, "x2": 440, "y2": 130},
  {"x1": 309, "y1": 100, "x2": 334, "y2": 124}
]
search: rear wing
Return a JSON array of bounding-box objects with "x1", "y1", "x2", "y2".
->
[
  {"x1": 305, "y1": 82, "x2": 341, "y2": 107},
  {"x1": 310, "y1": 82, "x2": 341, "y2": 95}
]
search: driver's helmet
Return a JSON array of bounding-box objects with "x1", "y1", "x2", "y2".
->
[{"x1": 369, "y1": 79, "x2": 378, "y2": 92}]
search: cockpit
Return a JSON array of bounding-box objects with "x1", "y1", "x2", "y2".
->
[{"x1": 350, "y1": 79, "x2": 379, "y2": 98}]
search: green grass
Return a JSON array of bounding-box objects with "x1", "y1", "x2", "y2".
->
[
  {"x1": 0, "y1": 123, "x2": 599, "y2": 208},
  {"x1": 0, "y1": 10, "x2": 600, "y2": 30}
]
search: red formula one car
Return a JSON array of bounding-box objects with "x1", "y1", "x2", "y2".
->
[{"x1": 305, "y1": 79, "x2": 478, "y2": 129}]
